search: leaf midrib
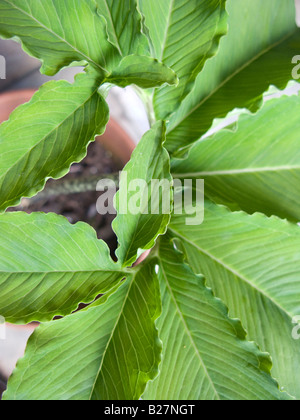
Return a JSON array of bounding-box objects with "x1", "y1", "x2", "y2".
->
[
  {"x1": 5, "y1": 0, "x2": 108, "y2": 74},
  {"x1": 158, "y1": 255, "x2": 221, "y2": 400},
  {"x1": 0, "y1": 84, "x2": 100, "y2": 208},
  {"x1": 159, "y1": 0, "x2": 174, "y2": 62},
  {"x1": 172, "y1": 165, "x2": 300, "y2": 178},
  {"x1": 102, "y1": 0, "x2": 123, "y2": 56},
  {"x1": 168, "y1": 227, "x2": 294, "y2": 322},
  {"x1": 88, "y1": 278, "x2": 132, "y2": 400},
  {"x1": 167, "y1": 29, "x2": 297, "y2": 133},
  {"x1": 117, "y1": 138, "x2": 171, "y2": 266}
]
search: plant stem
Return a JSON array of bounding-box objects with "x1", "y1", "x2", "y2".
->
[{"x1": 133, "y1": 86, "x2": 156, "y2": 127}]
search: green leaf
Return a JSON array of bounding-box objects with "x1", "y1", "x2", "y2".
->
[
  {"x1": 139, "y1": 0, "x2": 227, "y2": 119},
  {"x1": 0, "y1": 212, "x2": 124, "y2": 324},
  {"x1": 166, "y1": 0, "x2": 300, "y2": 153},
  {"x1": 3, "y1": 259, "x2": 162, "y2": 400},
  {"x1": 172, "y1": 95, "x2": 300, "y2": 222},
  {"x1": 106, "y1": 55, "x2": 179, "y2": 89},
  {"x1": 113, "y1": 121, "x2": 172, "y2": 267},
  {"x1": 96, "y1": 0, "x2": 149, "y2": 56},
  {"x1": 0, "y1": 71, "x2": 109, "y2": 212},
  {"x1": 169, "y1": 200, "x2": 300, "y2": 398},
  {"x1": 0, "y1": 0, "x2": 119, "y2": 76},
  {"x1": 142, "y1": 235, "x2": 290, "y2": 400}
]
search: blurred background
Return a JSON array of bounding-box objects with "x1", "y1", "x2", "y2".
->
[{"x1": 0, "y1": 0, "x2": 300, "y2": 398}]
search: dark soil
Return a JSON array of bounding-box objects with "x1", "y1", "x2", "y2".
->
[{"x1": 8, "y1": 141, "x2": 122, "y2": 259}]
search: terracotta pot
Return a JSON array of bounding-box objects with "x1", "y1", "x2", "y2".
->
[
  {"x1": 97, "y1": 118, "x2": 135, "y2": 165},
  {"x1": 0, "y1": 90, "x2": 38, "y2": 122},
  {"x1": 0, "y1": 89, "x2": 136, "y2": 167}
]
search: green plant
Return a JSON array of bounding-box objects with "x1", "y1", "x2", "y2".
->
[{"x1": 0, "y1": 0, "x2": 300, "y2": 401}]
